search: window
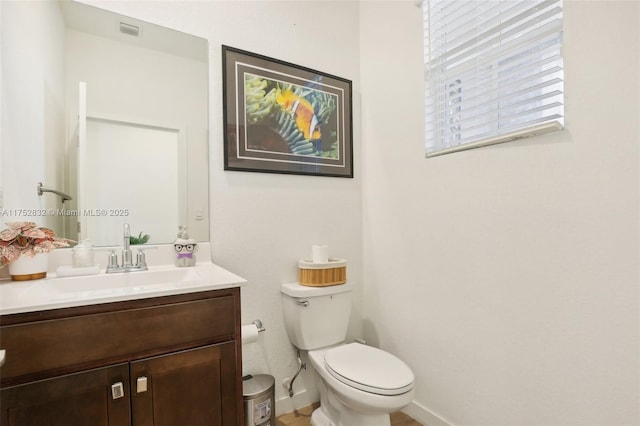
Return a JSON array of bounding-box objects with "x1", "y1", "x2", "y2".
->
[{"x1": 423, "y1": 0, "x2": 564, "y2": 157}]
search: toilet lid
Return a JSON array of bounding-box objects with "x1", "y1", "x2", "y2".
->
[{"x1": 324, "y1": 343, "x2": 414, "y2": 396}]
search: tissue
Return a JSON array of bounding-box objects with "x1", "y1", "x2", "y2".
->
[
  {"x1": 241, "y1": 323, "x2": 260, "y2": 345},
  {"x1": 312, "y1": 245, "x2": 329, "y2": 263}
]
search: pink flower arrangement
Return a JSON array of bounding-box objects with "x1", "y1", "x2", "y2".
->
[{"x1": 0, "y1": 222, "x2": 72, "y2": 268}]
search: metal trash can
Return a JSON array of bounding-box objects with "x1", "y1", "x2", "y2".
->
[{"x1": 243, "y1": 374, "x2": 275, "y2": 426}]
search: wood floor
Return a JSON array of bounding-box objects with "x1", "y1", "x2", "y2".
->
[{"x1": 276, "y1": 403, "x2": 423, "y2": 426}]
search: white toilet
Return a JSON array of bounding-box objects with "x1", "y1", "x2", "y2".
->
[{"x1": 281, "y1": 282, "x2": 415, "y2": 426}]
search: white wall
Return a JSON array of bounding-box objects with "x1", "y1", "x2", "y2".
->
[
  {"x1": 360, "y1": 1, "x2": 639, "y2": 425},
  {"x1": 0, "y1": 0, "x2": 66, "y2": 230},
  {"x1": 82, "y1": 0, "x2": 363, "y2": 414}
]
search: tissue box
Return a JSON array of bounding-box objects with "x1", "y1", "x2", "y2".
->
[{"x1": 298, "y1": 259, "x2": 347, "y2": 287}]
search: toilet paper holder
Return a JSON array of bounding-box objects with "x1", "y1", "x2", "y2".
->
[
  {"x1": 241, "y1": 320, "x2": 266, "y2": 345},
  {"x1": 251, "y1": 319, "x2": 266, "y2": 333}
]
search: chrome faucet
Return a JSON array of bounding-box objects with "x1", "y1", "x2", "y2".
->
[
  {"x1": 106, "y1": 223, "x2": 149, "y2": 273},
  {"x1": 122, "y1": 223, "x2": 132, "y2": 267}
]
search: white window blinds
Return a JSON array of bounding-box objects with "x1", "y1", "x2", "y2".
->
[{"x1": 423, "y1": 0, "x2": 564, "y2": 157}]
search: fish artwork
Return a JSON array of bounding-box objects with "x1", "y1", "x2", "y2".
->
[{"x1": 276, "y1": 89, "x2": 322, "y2": 141}]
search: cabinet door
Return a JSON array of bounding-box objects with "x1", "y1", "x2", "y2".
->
[
  {"x1": 0, "y1": 363, "x2": 131, "y2": 426},
  {"x1": 131, "y1": 342, "x2": 238, "y2": 426}
]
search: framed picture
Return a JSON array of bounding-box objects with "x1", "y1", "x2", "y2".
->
[{"x1": 222, "y1": 45, "x2": 353, "y2": 178}]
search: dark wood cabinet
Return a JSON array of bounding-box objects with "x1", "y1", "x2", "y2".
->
[
  {"x1": 0, "y1": 363, "x2": 131, "y2": 426},
  {"x1": 131, "y1": 342, "x2": 237, "y2": 426},
  {"x1": 0, "y1": 287, "x2": 243, "y2": 426}
]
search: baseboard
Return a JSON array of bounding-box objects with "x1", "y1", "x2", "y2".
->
[
  {"x1": 275, "y1": 389, "x2": 320, "y2": 417},
  {"x1": 275, "y1": 393, "x2": 453, "y2": 425},
  {"x1": 402, "y1": 400, "x2": 454, "y2": 426}
]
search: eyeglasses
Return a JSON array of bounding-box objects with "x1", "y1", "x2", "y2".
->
[{"x1": 174, "y1": 244, "x2": 196, "y2": 252}]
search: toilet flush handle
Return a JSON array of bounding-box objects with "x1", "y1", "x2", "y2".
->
[{"x1": 295, "y1": 300, "x2": 309, "y2": 307}]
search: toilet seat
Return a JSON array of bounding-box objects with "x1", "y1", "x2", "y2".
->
[{"x1": 324, "y1": 343, "x2": 414, "y2": 396}]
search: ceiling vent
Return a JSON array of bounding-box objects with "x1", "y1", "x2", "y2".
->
[{"x1": 119, "y1": 22, "x2": 141, "y2": 37}]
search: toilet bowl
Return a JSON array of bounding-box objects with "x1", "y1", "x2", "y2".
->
[
  {"x1": 281, "y1": 282, "x2": 415, "y2": 426},
  {"x1": 309, "y1": 343, "x2": 415, "y2": 425}
]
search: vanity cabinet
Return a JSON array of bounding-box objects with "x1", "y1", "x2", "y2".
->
[
  {"x1": 1, "y1": 362, "x2": 131, "y2": 425},
  {"x1": 0, "y1": 287, "x2": 243, "y2": 426}
]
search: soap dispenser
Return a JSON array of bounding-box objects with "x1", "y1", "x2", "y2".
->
[{"x1": 174, "y1": 226, "x2": 197, "y2": 267}]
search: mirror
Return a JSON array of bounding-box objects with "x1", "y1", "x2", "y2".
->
[{"x1": 0, "y1": 0, "x2": 209, "y2": 246}]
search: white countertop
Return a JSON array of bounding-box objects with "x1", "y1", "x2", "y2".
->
[{"x1": 0, "y1": 262, "x2": 246, "y2": 316}]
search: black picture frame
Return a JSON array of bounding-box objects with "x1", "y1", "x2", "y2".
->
[{"x1": 222, "y1": 45, "x2": 353, "y2": 178}]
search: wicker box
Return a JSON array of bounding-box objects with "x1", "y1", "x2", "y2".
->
[{"x1": 298, "y1": 259, "x2": 347, "y2": 287}]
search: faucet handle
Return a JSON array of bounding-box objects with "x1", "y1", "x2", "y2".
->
[
  {"x1": 108, "y1": 250, "x2": 119, "y2": 267},
  {"x1": 136, "y1": 250, "x2": 146, "y2": 268},
  {"x1": 134, "y1": 246, "x2": 156, "y2": 269}
]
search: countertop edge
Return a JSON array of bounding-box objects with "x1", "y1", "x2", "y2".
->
[{"x1": 0, "y1": 262, "x2": 247, "y2": 316}]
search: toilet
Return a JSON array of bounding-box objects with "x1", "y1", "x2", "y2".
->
[{"x1": 281, "y1": 282, "x2": 415, "y2": 426}]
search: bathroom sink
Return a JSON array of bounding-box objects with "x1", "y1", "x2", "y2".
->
[
  {"x1": 47, "y1": 267, "x2": 202, "y2": 301},
  {"x1": 50, "y1": 268, "x2": 201, "y2": 294}
]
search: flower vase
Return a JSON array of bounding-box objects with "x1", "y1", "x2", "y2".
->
[{"x1": 9, "y1": 252, "x2": 49, "y2": 281}]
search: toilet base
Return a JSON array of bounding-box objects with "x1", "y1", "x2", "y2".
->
[
  {"x1": 311, "y1": 407, "x2": 332, "y2": 426},
  {"x1": 311, "y1": 405, "x2": 391, "y2": 426}
]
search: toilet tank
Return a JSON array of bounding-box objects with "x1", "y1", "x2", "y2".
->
[{"x1": 281, "y1": 282, "x2": 353, "y2": 350}]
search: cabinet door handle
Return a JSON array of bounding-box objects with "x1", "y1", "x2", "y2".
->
[
  {"x1": 111, "y1": 382, "x2": 125, "y2": 400},
  {"x1": 137, "y1": 376, "x2": 148, "y2": 394}
]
